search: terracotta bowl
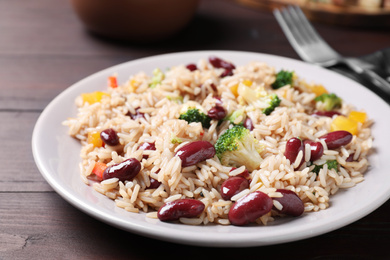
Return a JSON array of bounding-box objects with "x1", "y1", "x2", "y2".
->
[{"x1": 70, "y1": 0, "x2": 200, "y2": 42}]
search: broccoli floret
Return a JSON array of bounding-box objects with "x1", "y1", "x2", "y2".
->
[
  {"x1": 272, "y1": 70, "x2": 294, "y2": 89},
  {"x1": 225, "y1": 108, "x2": 245, "y2": 125},
  {"x1": 166, "y1": 95, "x2": 183, "y2": 104},
  {"x1": 214, "y1": 125, "x2": 264, "y2": 172},
  {"x1": 149, "y1": 68, "x2": 165, "y2": 88},
  {"x1": 237, "y1": 84, "x2": 281, "y2": 115},
  {"x1": 170, "y1": 134, "x2": 183, "y2": 144},
  {"x1": 327, "y1": 160, "x2": 339, "y2": 170},
  {"x1": 312, "y1": 160, "x2": 338, "y2": 174},
  {"x1": 262, "y1": 94, "x2": 281, "y2": 115},
  {"x1": 179, "y1": 108, "x2": 211, "y2": 128},
  {"x1": 314, "y1": 93, "x2": 342, "y2": 111}
]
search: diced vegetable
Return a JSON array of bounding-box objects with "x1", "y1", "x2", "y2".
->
[
  {"x1": 214, "y1": 125, "x2": 264, "y2": 172},
  {"x1": 166, "y1": 95, "x2": 184, "y2": 104},
  {"x1": 242, "y1": 80, "x2": 252, "y2": 87},
  {"x1": 331, "y1": 116, "x2": 358, "y2": 135},
  {"x1": 230, "y1": 84, "x2": 239, "y2": 97},
  {"x1": 127, "y1": 79, "x2": 139, "y2": 92},
  {"x1": 87, "y1": 131, "x2": 104, "y2": 148},
  {"x1": 81, "y1": 91, "x2": 110, "y2": 104},
  {"x1": 171, "y1": 134, "x2": 183, "y2": 144},
  {"x1": 237, "y1": 83, "x2": 281, "y2": 115},
  {"x1": 179, "y1": 108, "x2": 211, "y2": 128},
  {"x1": 348, "y1": 111, "x2": 367, "y2": 124},
  {"x1": 149, "y1": 68, "x2": 165, "y2": 88},
  {"x1": 225, "y1": 108, "x2": 245, "y2": 125},
  {"x1": 262, "y1": 94, "x2": 281, "y2": 116},
  {"x1": 314, "y1": 93, "x2": 342, "y2": 111},
  {"x1": 313, "y1": 160, "x2": 338, "y2": 174},
  {"x1": 230, "y1": 80, "x2": 252, "y2": 97},
  {"x1": 272, "y1": 70, "x2": 294, "y2": 89},
  {"x1": 308, "y1": 84, "x2": 328, "y2": 97},
  {"x1": 108, "y1": 76, "x2": 118, "y2": 88},
  {"x1": 92, "y1": 162, "x2": 107, "y2": 179}
]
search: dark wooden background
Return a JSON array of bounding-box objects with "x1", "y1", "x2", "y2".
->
[{"x1": 1, "y1": 0, "x2": 390, "y2": 259}]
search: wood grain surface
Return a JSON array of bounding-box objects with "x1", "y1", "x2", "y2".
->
[{"x1": 1, "y1": 0, "x2": 390, "y2": 259}]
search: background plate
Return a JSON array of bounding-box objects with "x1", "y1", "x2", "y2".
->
[
  {"x1": 32, "y1": 50, "x2": 390, "y2": 247},
  {"x1": 229, "y1": 0, "x2": 390, "y2": 27}
]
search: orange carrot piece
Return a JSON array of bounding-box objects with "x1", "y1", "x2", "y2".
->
[
  {"x1": 108, "y1": 76, "x2": 118, "y2": 88},
  {"x1": 92, "y1": 162, "x2": 107, "y2": 180}
]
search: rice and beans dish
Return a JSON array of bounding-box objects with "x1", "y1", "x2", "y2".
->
[{"x1": 63, "y1": 56, "x2": 373, "y2": 226}]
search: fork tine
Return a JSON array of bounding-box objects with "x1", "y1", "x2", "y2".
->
[
  {"x1": 274, "y1": 5, "x2": 340, "y2": 63},
  {"x1": 273, "y1": 7, "x2": 311, "y2": 59},
  {"x1": 289, "y1": 6, "x2": 325, "y2": 45},
  {"x1": 273, "y1": 8, "x2": 302, "y2": 45},
  {"x1": 284, "y1": 6, "x2": 313, "y2": 45},
  {"x1": 275, "y1": 5, "x2": 326, "y2": 46},
  {"x1": 290, "y1": 6, "x2": 340, "y2": 58}
]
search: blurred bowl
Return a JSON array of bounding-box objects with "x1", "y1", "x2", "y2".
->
[{"x1": 70, "y1": 0, "x2": 200, "y2": 42}]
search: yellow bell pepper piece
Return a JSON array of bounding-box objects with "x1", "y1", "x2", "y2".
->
[
  {"x1": 242, "y1": 80, "x2": 252, "y2": 86},
  {"x1": 87, "y1": 131, "x2": 103, "y2": 148},
  {"x1": 348, "y1": 111, "x2": 366, "y2": 124},
  {"x1": 230, "y1": 84, "x2": 239, "y2": 97},
  {"x1": 331, "y1": 116, "x2": 358, "y2": 135},
  {"x1": 308, "y1": 84, "x2": 328, "y2": 97},
  {"x1": 81, "y1": 91, "x2": 110, "y2": 104},
  {"x1": 230, "y1": 80, "x2": 252, "y2": 97}
]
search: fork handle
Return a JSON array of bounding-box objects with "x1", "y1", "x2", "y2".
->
[
  {"x1": 360, "y1": 69, "x2": 390, "y2": 97},
  {"x1": 344, "y1": 59, "x2": 390, "y2": 97}
]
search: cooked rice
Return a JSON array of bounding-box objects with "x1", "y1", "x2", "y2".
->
[{"x1": 63, "y1": 57, "x2": 373, "y2": 225}]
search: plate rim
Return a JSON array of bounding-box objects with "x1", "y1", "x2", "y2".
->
[{"x1": 32, "y1": 50, "x2": 390, "y2": 247}]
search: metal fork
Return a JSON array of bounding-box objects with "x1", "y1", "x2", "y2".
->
[{"x1": 273, "y1": 5, "x2": 390, "y2": 96}]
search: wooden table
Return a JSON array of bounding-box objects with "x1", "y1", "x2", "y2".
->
[{"x1": 1, "y1": 0, "x2": 390, "y2": 258}]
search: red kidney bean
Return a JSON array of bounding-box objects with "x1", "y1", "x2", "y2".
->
[
  {"x1": 228, "y1": 191, "x2": 273, "y2": 226},
  {"x1": 273, "y1": 189, "x2": 304, "y2": 217},
  {"x1": 175, "y1": 141, "x2": 216, "y2": 167},
  {"x1": 229, "y1": 167, "x2": 250, "y2": 179},
  {"x1": 346, "y1": 153, "x2": 355, "y2": 162},
  {"x1": 186, "y1": 63, "x2": 197, "y2": 71},
  {"x1": 103, "y1": 158, "x2": 141, "y2": 182},
  {"x1": 208, "y1": 56, "x2": 236, "y2": 70},
  {"x1": 100, "y1": 128, "x2": 119, "y2": 146},
  {"x1": 207, "y1": 105, "x2": 227, "y2": 120},
  {"x1": 139, "y1": 142, "x2": 156, "y2": 151},
  {"x1": 127, "y1": 107, "x2": 145, "y2": 120},
  {"x1": 243, "y1": 117, "x2": 254, "y2": 131},
  {"x1": 139, "y1": 142, "x2": 156, "y2": 159},
  {"x1": 147, "y1": 178, "x2": 161, "y2": 189},
  {"x1": 303, "y1": 139, "x2": 324, "y2": 162},
  {"x1": 285, "y1": 137, "x2": 305, "y2": 169},
  {"x1": 312, "y1": 111, "x2": 341, "y2": 117},
  {"x1": 220, "y1": 69, "x2": 234, "y2": 78},
  {"x1": 213, "y1": 96, "x2": 223, "y2": 105},
  {"x1": 220, "y1": 176, "x2": 249, "y2": 201},
  {"x1": 157, "y1": 199, "x2": 205, "y2": 221},
  {"x1": 210, "y1": 83, "x2": 218, "y2": 92},
  {"x1": 319, "y1": 130, "x2": 353, "y2": 150}
]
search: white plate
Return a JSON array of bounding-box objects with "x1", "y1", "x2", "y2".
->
[{"x1": 32, "y1": 50, "x2": 390, "y2": 247}]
